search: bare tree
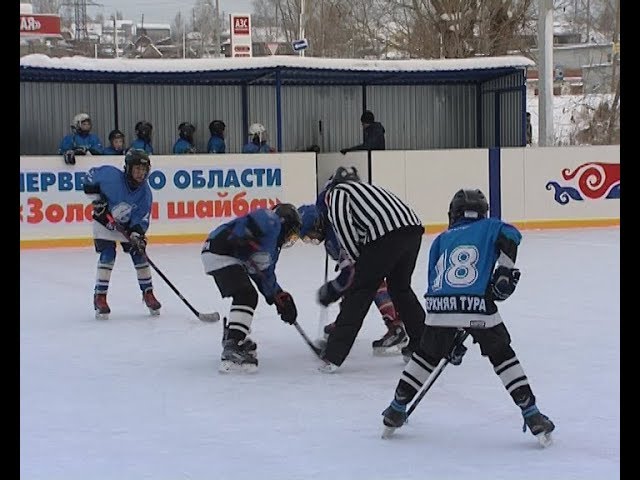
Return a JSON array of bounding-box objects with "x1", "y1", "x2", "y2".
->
[
  {"x1": 190, "y1": 0, "x2": 217, "y2": 57},
  {"x1": 171, "y1": 12, "x2": 187, "y2": 44},
  {"x1": 31, "y1": 0, "x2": 63, "y2": 14}
]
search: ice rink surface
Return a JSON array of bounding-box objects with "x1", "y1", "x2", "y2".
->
[{"x1": 20, "y1": 228, "x2": 620, "y2": 480}]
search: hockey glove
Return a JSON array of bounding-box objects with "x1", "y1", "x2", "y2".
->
[
  {"x1": 91, "y1": 198, "x2": 111, "y2": 228},
  {"x1": 317, "y1": 281, "x2": 341, "y2": 307},
  {"x1": 339, "y1": 148, "x2": 348, "y2": 155},
  {"x1": 490, "y1": 266, "x2": 521, "y2": 301},
  {"x1": 128, "y1": 231, "x2": 148, "y2": 255},
  {"x1": 275, "y1": 291, "x2": 297, "y2": 324},
  {"x1": 63, "y1": 150, "x2": 76, "y2": 165},
  {"x1": 73, "y1": 147, "x2": 88, "y2": 156}
]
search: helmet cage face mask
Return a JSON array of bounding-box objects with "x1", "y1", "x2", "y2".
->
[
  {"x1": 73, "y1": 113, "x2": 92, "y2": 133},
  {"x1": 248, "y1": 123, "x2": 266, "y2": 143},
  {"x1": 136, "y1": 122, "x2": 153, "y2": 142},
  {"x1": 124, "y1": 150, "x2": 151, "y2": 187},
  {"x1": 273, "y1": 203, "x2": 302, "y2": 248}
]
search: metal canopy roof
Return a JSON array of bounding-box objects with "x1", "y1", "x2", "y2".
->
[{"x1": 20, "y1": 54, "x2": 534, "y2": 86}]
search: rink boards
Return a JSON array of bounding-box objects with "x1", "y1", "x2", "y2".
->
[{"x1": 20, "y1": 146, "x2": 619, "y2": 248}]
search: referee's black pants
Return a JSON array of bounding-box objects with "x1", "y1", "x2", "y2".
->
[{"x1": 324, "y1": 225, "x2": 426, "y2": 366}]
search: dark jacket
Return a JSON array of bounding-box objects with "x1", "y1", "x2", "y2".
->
[{"x1": 342, "y1": 122, "x2": 386, "y2": 152}]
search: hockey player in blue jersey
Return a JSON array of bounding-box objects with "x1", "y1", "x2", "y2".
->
[
  {"x1": 200, "y1": 203, "x2": 302, "y2": 373},
  {"x1": 83, "y1": 149, "x2": 161, "y2": 319},
  {"x1": 297, "y1": 200, "x2": 409, "y2": 356},
  {"x1": 172, "y1": 122, "x2": 197, "y2": 154},
  {"x1": 381, "y1": 188, "x2": 555, "y2": 447},
  {"x1": 58, "y1": 113, "x2": 104, "y2": 164},
  {"x1": 129, "y1": 121, "x2": 154, "y2": 154}
]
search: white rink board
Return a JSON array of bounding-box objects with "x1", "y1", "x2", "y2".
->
[
  {"x1": 521, "y1": 146, "x2": 620, "y2": 221},
  {"x1": 20, "y1": 146, "x2": 619, "y2": 247},
  {"x1": 20, "y1": 153, "x2": 317, "y2": 243},
  {"x1": 371, "y1": 149, "x2": 489, "y2": 224}
]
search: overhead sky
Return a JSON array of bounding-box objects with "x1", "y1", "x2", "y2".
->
[{"x1": 84, "y1": 0, "x2": 254, "y2": 25}]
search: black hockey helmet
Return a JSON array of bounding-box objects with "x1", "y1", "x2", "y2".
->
[
  {"x1": 209, "y1": 120, "x2": 226, "y2": 136},
  {"x1": 448, "y1": 189, "x2": 489, "y2": 227},
  {"x1": 272, "y1": 202, "x2": 302, "y2": 248},
  {"x1": 124, "y1": 148, "x2": 151, "y2": 187},
  {"x1": 178, "y1": 122, "x2": 196, "y2": 141},
  {"x1": 328, "y1": 166, "x2": 360, "y2": 189},
  {"x1": 135, "y1": 121, "x2": 153, "y2": 142},
  {"x1": 108, "y1": 129, "x2": 125, "y2": 142}
]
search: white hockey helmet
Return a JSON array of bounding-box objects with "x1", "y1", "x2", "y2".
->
[
  {"x1": 73, "y1": 112, "x2": 92, "y2": 131},
  {"x1": 248, "y1": 122, "x2": 267, "y2": 142}
]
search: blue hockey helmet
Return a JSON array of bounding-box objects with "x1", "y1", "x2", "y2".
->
[{"x1": 298, "y1": 204, "x2": 325, "y2": 244}]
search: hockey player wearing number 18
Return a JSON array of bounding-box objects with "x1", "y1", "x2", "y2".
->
[
  {"x1": 200, "y1": 203, "x2": 302, "y2": 373},
  {"x1": 82, "y1": 149, "x2": 162, "y2": 319},
  {"x1": 381, "y1": 189, "x2": 555, "y2": 447}
]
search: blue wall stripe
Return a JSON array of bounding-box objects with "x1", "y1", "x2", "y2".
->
[{"x1": 489, "y1": 148, "x2": 502, "y2": 219}]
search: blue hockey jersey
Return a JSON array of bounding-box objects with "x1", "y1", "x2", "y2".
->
[
  {"x1": 58, "y1": 132, "x2": 104, "y2": 155},
  {"x1": 83, "y1": 164, "x2": 153, "y2": 234},
  {"x1": 206, "y1": 208, "x2": 284, "y2": 301},
  {"x1": 424, "y1": 217, "x2": 522, "y2": 328},
  {"x1": 129, "y1": 139, "x2": 153, "y2": 154}
]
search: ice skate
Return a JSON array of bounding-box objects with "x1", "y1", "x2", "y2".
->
[
  {"x1": 522, "y1": 406, "x2": 555, "y2": 447},
  {"x1": 219, "y1": 338, "x2": 259, "y2": 374},
  {"x1": 142, "y1": 288, "x2": 161, "y2": 316},
  {"x1": 372, "y1": 324, "x2": 409, "y2": 356},
  {"x1": 317, "y1": 357, "x2": 339, "y2": 374},
  {"x1": 381, "y1": 401, "x2": 408, "y2": 439},
  {"x1": 221, "y1": 318, "x2": 257, "y2": 358},
  {"x1": 93, "y1": 293, "x2": 110, "y2": 320}
]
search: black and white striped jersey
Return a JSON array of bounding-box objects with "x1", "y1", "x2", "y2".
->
[{"x1": 326, "y1": 181, "x2": 422, "y2": 262}]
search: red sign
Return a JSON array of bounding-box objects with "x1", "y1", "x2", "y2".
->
[
  {"x1": 20, "y1": 14, "x2": 62, "y2": 37},
  {"x1": 232, "y1": 16, "x2": 250, "y2": 35}
]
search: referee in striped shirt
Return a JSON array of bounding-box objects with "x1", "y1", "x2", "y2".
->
[{"x1": 317, "y1": 166, "x2": 426, "y2": 372}]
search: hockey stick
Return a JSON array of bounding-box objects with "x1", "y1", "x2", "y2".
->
[
  {"x1": 317, "y1": 252, "x2": 330, "y2": 339},
  {"x1": 245, "y1": 257, "x2": 323, "y2": 359},
  {"x1": 294, "y1": 321, "x2": 323, "y2": 358},
  {"x1": 406, "y1": 330, "x2": 470, "y2": 418},
  {"x1": 105, "y1": 214, "x2": 220, "y2": 323}
]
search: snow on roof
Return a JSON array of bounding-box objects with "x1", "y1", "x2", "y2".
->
[
  {"x1": 136, "y1": 23, "x2": 171, "y2": 30},
  {"x1": 19, "y1": 54, "x2": 534, "y2": 73}
]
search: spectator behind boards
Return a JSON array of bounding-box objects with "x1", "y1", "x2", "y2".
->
[
  {"x1": 242, "y1": 123, "x2": 275, "y2": 153},
  {"x1": 129, "y1": 121, "x2": 153, "y2": 154},
  {"x1": 103, "y1": 129, "x2": 126, "y2": 155},
  {"x1": 58, "y1": 112, "x2": 104, "y2": 165},
  {"x1": 340, "y1": 110, "x2": 385, "y2": 155},
  {"x1": 207, "y1": 120, "x2": 226, "y2": 153},
  {"x1": 173, "y1": 122, "x2": 197, "y2": 154}
]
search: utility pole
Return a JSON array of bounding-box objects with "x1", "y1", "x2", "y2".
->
[
  {"x1": 299, "y1": 0, "x2": 306, "y2": 57},
  {"x1": 113, "y1": 15, "x2": 118, "y2": 57},
  {"x1": 214, "y1": 0, "x2": 221, "y2": 57},
  {"x1": 537, "y1": 0, "x2": 554, "y2": 146}
]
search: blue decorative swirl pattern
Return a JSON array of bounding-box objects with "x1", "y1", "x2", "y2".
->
[{"x1": 545, "y1": 181, "x2": 583, "y2": 205}]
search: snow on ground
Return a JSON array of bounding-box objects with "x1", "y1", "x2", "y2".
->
[{"x1": 526, "y1": 93, "x2": 615, "y2": 146}]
